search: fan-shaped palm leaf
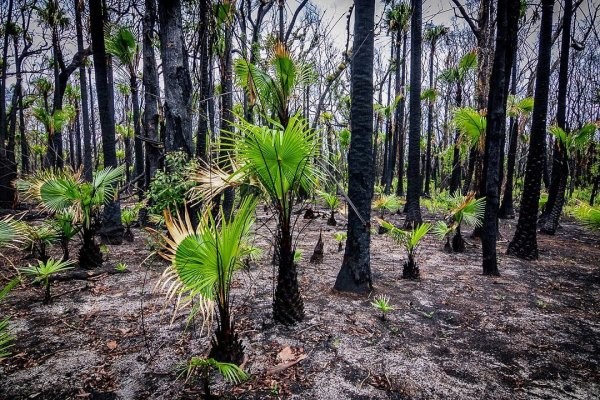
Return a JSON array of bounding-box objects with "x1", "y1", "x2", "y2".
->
[{"x1": 453, "y1": 107, "x2": 486, "y2": 149}]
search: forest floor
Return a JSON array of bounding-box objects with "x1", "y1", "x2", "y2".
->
[{"x1": 1, "y1": 205, "x2": 599, "y2": 400}]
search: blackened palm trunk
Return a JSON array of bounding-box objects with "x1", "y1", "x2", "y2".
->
[
  {"x1": 0, "y1": 0, "x2": 16, "y2": 208},
  {"x1": 507, "y1": 0, "x2": 554, "y2": 259},
  {"x1": 196, "y1": 0, "x2": 210, "y2": 160},
  {"x1": 273, "y1": 214, "x2": 305, "y2": 324},
  {"x1": 131, "y1": 74, "x2": 144, "y2": 197},
  {"x1": 90, "y1": 0, "x2": 123, "y2": 245},
  {"x1": 158, "y1": 0, "x2": 193, "y2": 155},
  {"x1": 450, "y1": 84, "x2": 463, "y2": 194},
  {"x1": 334, "y1": 0, "x2": 375, "y2": 293},
  {"x1": 481, "y1": 0, "x2": 519, "y2": 275},
  {"x1": 404, "y1": 0, "x2": 423, "y2": 229},
  {"x1": 424, "y1": 37, "x2": 437, "y2": 196},
  {"x1": 220, "y1": 13, "x2": 235, "y2": 220},
  {"x1": 539, "y1": 0, "x2": 572, "y2": 235},
  {"x1": 499, "y1": 56, "x2": 519, "y2": 219},
  {"x1": 143, "y1": 0, "x2": 161, "y2": 188},
  {"x1": 395, "y1": 32, "x2": 408, "y2": 197}
]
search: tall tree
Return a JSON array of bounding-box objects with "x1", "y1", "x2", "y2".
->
[
  {"x1": 506, "y1": 0, "x2": 553, "y2": 259},
  {"x1": 334, "y1": 0, "x2": 375, "y2": 293},
  {"x1": 105, "y1": 26, "x2": 144, "y2": 197},
  {"x1": 387, "y1": 2, "x2": 411, "y2": 197},
  {"x1": 142, "y1": 0, "x2": 161, "y2": 188},
  {"x1": 539, "y1": 0, "x2": 573, "y2": 234},
  {"x1": 75, "y1": 0, "x2": 93, "y2": 182},
  {"x1": 157, "y1": 0, "x2": 193, "y2": 155},
  {"x1": 0, "y1": 0, "x2": 16, "y2": 208},
  {"x1": 89, "y1": 0, "x2": 123, "y2": 243},
  {"x1": 480, "y1": 0, "x2": 519, "y2": 275},
  {"x1": 403, "y1": 0, "x2": 423, "y2": 228},
  {"x1": 423, "y1": 24, "x2": 447, "y2": 196}
]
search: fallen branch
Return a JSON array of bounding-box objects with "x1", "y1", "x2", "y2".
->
[
  {"x1": 267, "y1": 354, "x2": 307, "y2": 374},
  {"x1": 48, "y1": 267, "x2": 126, "y2": 282}
]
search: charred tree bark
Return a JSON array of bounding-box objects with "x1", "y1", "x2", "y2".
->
[
  {"x1": 404, "y1": 0, "x2": 423, "y2": 228},
  {"x1": 158, "y1": 0, "x2": 193, "y2": 155},
  {"x1": 334, "y1": 0, "x2": 375, "y2": 294},
  {"x1": 481, "y1": 0, "x2": 519, "y2": 275},
  {"x1": 540, "y1": 0, "x2": 573, "y2": 235},
  {"x1": 507, "y1": 0, "x2": 554, "y2": 259},
  {"x1": 143, "y1": 0, "x2": 161, "y2": 188}
]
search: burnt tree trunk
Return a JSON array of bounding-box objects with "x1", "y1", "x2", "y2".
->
[{"x1": 334, "y1": 0, "x2": 375, "y2": 294}]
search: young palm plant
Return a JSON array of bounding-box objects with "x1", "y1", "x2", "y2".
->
[
  {"x1": 23, "y1": 223, "x2": 58, "y2": 262},
  {"x1": 378, "y1": 220, "x2": 431, "y2": 279},
  {"x1": 156, "y1": 196, "x2": 257, "y2": 364},
  {"x1": 21, "y1": 258, "x2": 75, "y2": 304},
  {"x1": 432, "y1": 192, "x2": 485, "y2": 252},
  {"x1": 189, "y1": 114, "x2": 321, "y2": 325},
  {"x1": 317, "y1": 190, "x2": 340, "y2": 226},
  {"x1": 52, "y1": 210, "x2": 80, "y2": 261},
  {"x1": 18, "y1": 166, "x2": 124, "y2": 268},
  {"x1": 121, "y1": 204, "x2": 140, "y2": 242},
  {"x1": 183, "y1": 356, "x2": 248, "y2": 398},
  {"x1": 0, "y1": 216, "x2": 25, "y2": 249}
]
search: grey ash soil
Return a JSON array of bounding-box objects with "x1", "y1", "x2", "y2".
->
[{"x1": 1, "y1": 207, "x2": 599, "y2": 399}]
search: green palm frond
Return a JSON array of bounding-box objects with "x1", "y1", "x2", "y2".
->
[
  {"x1": 105, "y1": 26, "x2": 137, "y2": 67},
  {"x1": 21, "y1": 258, "x2": 75, "y2": 283},
  {"x1": 53, "y1": 210, "x2": 79, "y2": 240},
  {"x1": 0, "y1": 216, "x2": 25, "y2": 247},
  {"x1": 317, "y1": 190, "x2": 340, "y2": 210},
  {"x1": 186, "y1": 356, "x2": 249, "y2": 384},
  {"x1": 156, "y1": 197, "x2": 257, "y2": 325},
  {"x1": 373, "y1": 194, "x2": 402, "y2": 213},
  {"x1": 377, "y1": 219, "x2": 431, "y2": 253},
  {"x1": 459, "y1": 196, "x2": 485, "y2": 227},
  {"x1": 0, "y1": 317, "x2": 13, "y2": 360},
  {"x1": 457, "y1": 51, "x2": 477, "y2": 78},
  {"x1": 507, "y1": 95, "x2": 534, "y2": 117},
  {"x1": 231, "y1": 114, "x2": 320, "y2": 207},
  {"x1": 453, "y1": 107, "x2": 486, "y2": 149},
  {"x1": 432, "y1": 220, "x2": 454, "y2": 239}
]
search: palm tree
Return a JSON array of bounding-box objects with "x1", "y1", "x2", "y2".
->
[
  {"x1": 189, "y1": 114, "x2": 321, "y2": 324},
  {"x1": 438, "y1": 51, "x2": 477, "y2": 194},
  {"x1": 235, "y1": 41, "x2": 314, "y2": 128},
  {"x1": 378, "y1": 220, "x2": 430, "y2": 278},
  {"x1": 538, "y1": 0, "x2": 574, "y2": 236},
  {"x1": 387, "y1": 2, "x2": 411, "y2": 197},
  {"x1": 423, "y1": 24, "x2": 448, "y2": 196},
  {"x1": 432, "y1": 192, "x2": 485, "y2": 252},
  {"x1": 404, "y1": 0, "x2": 423, "y2": 228},
  {"x1": 498, "y1": 95, "x2": 534, "y2": 218},
  {"x1": 18, "y1": 166, "x2": 124, "y2": 268},
  {"x1": 539, "y1": 123, "x2": 597, "y2": 233},
  {"x1": 480, "y1": 0, "x2": 520, "y2": 275},
  {"x1": 333, "y1": 0, "x2": 375, "y2": 293},
  {"x1": 105, "y1": 26, "x2": 144, "y2": 195},
  {"x1": 22, "y1": 258, "x2": 75, "y2": 304},
  {"x1": 156, "y1": 196, "x2": 257, "y2": 364}
]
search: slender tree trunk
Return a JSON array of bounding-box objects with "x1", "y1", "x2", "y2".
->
[
  {"x1": 424, "y1": 38, "x2": 437, "y2": 196},
  {"x1": 143, "y1": 0, "x2": 161, "y2": 189},
  {"x1": 76, "y1": 0, "x2": 93, "y2": 181},
  {"x1": 481, "y1": 0, "x2": 519, "y2": 275},
  {"x1": 90, "y1": 0, "x2": 123, "y2": 245},
  {"x1": 0, "y1": 0, "x2": 16, "y2": 208},
  {"x1": 196, "y1": 0, "x2": 210, "y2": 160},
  {"x1": 220, "y1": 7, "x2": 235, "y2": 219},
  {"x1": 131, "y1": 74, "x2": 144, "y2": 197},
  {"x1": 395, "y1": 32, "x2": 408, "y2": 198},
  {"x1": 540, "y1": 0, "x2": 573, "y2": 235},
  {"x1": 499, "y1": 58, "x2": 519, "y2": 219},
  {"x1": 334, "y1": 0, "x2": 375, "y2": 293},
  {"x1": 404, "y1": 0, "x2": 423, "y2": 230},
  {"x1": 450, "y1": 85, "x2": 463, "y2": 194},
  {"x1": 507, "y1": 0, "x2": 553, "y2": 256}
]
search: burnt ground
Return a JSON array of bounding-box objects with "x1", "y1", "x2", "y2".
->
[{"x1": 0, "y1": 206, "x2": 599, "y2": 399}]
